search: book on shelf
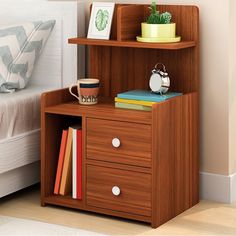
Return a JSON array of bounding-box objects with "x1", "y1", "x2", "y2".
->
[
  {"x1": 115, "y1": 102, "x2": 152, "y2": 111},
  {"x1": 72, "y1": 127, "x2": 82, "y2": 199},
  {"x1": 54, "y1": 130, "x2": 68, "y2": 195},
  {"x1": 59, "y1": 127, "x2": 73, "y2": 196},
  {"x1": 76, "y1": 129, "x2": 82, "y2": 200},
  {"x1": 55, "y1": 124, "x2": 82, "y2": 198},
  {"x1": 115, "y1": 97, "x2": 156, "y2": 107},
  {"x1": 72, "y1": 128, "x2": 77, "y2": 199},
  {"x1": 117, "y1": 90, "x2": 183, "y2": 102}
]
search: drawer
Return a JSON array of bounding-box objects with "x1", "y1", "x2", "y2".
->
[
  {"x1": 86, "y1": 118, "x2": 151, "y2": 167},
  {"x1": 86, "y1": 165, "x2": 151, "y2": 216}
]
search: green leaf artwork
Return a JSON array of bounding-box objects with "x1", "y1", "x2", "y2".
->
[{"x1": 95, "y1": 9, "x2": 109, "y2": 31}]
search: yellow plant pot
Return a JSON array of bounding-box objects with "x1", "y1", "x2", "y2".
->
[{"x1": 141, "y1": 23, "x2": 176, "y2": 38}]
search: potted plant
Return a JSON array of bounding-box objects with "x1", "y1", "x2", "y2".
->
[{"x1": 141, "y1": 1, "x2": 176, "y2": 39}]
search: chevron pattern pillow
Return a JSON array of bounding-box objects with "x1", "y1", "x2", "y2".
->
[{"x1": 0, "y1": 20, "x2": 56, "y2": 93}]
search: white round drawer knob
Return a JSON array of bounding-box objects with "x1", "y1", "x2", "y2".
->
[
  {"x1": 112, "y1": 138, "x2": 121, "y2": 148},
  {"x1": 112, "y1": 186, "x2": 121, "y2": 196}
]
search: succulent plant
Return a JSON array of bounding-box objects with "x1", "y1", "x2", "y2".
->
[
  {"x1": 159, "y1": 12, "x2": 172, "y2": 24},
  {"x1": 146, "y1": 1, "x2": 172, "y2": 24}
]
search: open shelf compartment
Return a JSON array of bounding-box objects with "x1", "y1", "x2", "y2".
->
[
  {"x1": 44, "y1": 97, "x2": 152, "y2": 124},
  {"x1": 41, "y1": 113, "x2": 84, "y2": 205}
]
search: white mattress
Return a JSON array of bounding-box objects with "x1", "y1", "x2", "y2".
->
[{"x1": 0, "y1": 85, "x2": 54, "y2": 140}]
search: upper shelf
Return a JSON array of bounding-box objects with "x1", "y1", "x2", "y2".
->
[{"x1": 68, "y1": 38, "x2": 196, "y2": 50}]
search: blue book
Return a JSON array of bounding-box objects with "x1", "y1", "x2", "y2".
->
[{"x1": 117, "y1": 90, "x2": 183, "y2": 102}]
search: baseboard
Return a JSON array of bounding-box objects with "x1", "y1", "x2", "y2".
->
[
  {"x1": 200, "y1": 171, "x2": 236, "y2": 203},
  {"x1": 231, "y1": 173, "x2": 236, "y2": 203}
]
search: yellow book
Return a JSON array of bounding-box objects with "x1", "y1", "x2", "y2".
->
[{"x1": 115, "y1": 97, "x2": 157, "y2": 107}]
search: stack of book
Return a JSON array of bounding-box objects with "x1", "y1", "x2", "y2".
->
[
  {"x1": 54, "y1": 125, "x2": 82, "y2": 200},
  {"x1": 115, "y1": 90, "x2": 183, "y2": 111}
]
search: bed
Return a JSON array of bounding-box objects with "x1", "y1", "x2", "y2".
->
[{"x1": 0, "y1": 0, "x2": 85, "y2": 197}]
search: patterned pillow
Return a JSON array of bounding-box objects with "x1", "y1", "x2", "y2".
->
[{"x1": 0, "y1": 20, "x2": 56, "y2": 93}]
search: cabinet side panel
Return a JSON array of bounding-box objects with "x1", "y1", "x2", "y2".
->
[
  {"x1": 152, "y1": 99, "x2": 175, "y2": 227},
  {"x1": 190, "y1": 93, "x2": 199, "y2": 205},
  {"x1": 152, "y1": 93, "x2": 199, "y2": 227}
]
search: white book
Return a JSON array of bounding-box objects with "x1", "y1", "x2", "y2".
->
[{"x1": 72, "y1": 128, "x2": 77, "y2": 199}]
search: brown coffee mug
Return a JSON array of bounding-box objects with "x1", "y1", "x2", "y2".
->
[{"x1": 69, "y1": 78, "x2": 99, "y2": 105}]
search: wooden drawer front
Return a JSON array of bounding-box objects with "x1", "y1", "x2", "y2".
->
[
  {"x1": 87, "y1": 118, "x2": 151, "y2": 164},
  {"x1": 87, "y1": 165, "x2": 151, "y2": 216}
]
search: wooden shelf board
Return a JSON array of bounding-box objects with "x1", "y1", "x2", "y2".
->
[
  {"x1": 44, "y1": 98, "x2": 152, "y2": 124},
  {"x1": 68, "y1": 38, "x2": 196, "y2": 50}
]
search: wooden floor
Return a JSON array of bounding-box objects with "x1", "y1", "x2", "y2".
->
[{"x1": 0, "y1": 185, "x2": 236, "y2": 235}]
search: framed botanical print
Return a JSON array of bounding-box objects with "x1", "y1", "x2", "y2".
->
[{"x1": 87, "y1": 2, "x2": 115, "y2": 40}]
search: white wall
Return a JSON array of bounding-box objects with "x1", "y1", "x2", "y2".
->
[{"x1": 88, "y1": 0, "x2": 231, "y2": 175}]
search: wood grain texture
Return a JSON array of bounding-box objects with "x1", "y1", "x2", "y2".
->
[
  {"x1": 41, "y1": 4, "x2": 199, "y2": 228},
  {"x1": 86, "y1": 159, "x2": 150, "y2": 174},
  {"x1": 41, "y1": 88, "x2": 75, "y2": 108},
  {"x1": 87, "y1": 47, "x2": 198, "y2": 97},
  {"x1": 69, "y1": 38, "x2": 196, "y2": 50},
  {"x1": 41, "y1": 113, "x2": 85, "y2": 208},
  {"x1": 117, "y1": 5, "x2": 144, "y2": 41},
  {"x1": 41, "y1": 93, "x2": 85, "y2": 207},
  {"x1": 44, "y1": 195, "x2": 151, "y2": 223},
  {"x1": 86, "y1": 164, "x2": 151, "y2": 217},
  {"x1": 110, "y1": 4, "x2": 118, "y2": 40},
  {"x1": 44, "y1": 97, "x2": 152, "y2": 125},
  {"x1": 87, "y1": 149, "x2": 151, "y2": 168},
  {"x1": 151, "y1": 93, "x2": 199, "y2": 227},
  {"x1": 86, "y1": 118, "x2": 151, "y2": 159},
  {"x1": 190, "y1": 93, "x2": 199, "y2": 205},
  {"x1": 89, "y1": 46, "x2": 111, "y2": 97},
  {"x1": 69, "y1": 5, "x2": 199, "y2": 97}
]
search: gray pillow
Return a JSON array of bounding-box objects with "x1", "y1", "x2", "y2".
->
[{"x1": 0, "y1": 20, "x2": 56, "y2": 93}]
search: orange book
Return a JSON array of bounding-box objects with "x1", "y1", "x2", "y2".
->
[
  {"x1": 59, "y1": 127, "x2": 73, "y2": 196},
  {"x1": 54, "y1": 130, "x2": 68, "y2": 195}
]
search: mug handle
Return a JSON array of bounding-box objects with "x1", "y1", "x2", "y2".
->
[{"x1": 69, "y1": 83, "x2": 80, "y2": 101}]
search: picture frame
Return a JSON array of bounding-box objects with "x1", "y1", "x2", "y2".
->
[{"x1": 87, "y1": 2, "x2": 115, "y2": 40}]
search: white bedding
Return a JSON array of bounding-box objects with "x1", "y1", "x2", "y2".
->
[{"x1": 0, "y1": 85, "x2": 53, "y2": 140}]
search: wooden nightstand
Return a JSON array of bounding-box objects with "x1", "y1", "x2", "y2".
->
[{"x1": 41, "y1": 4, "x2": 199, "y2": 228}]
